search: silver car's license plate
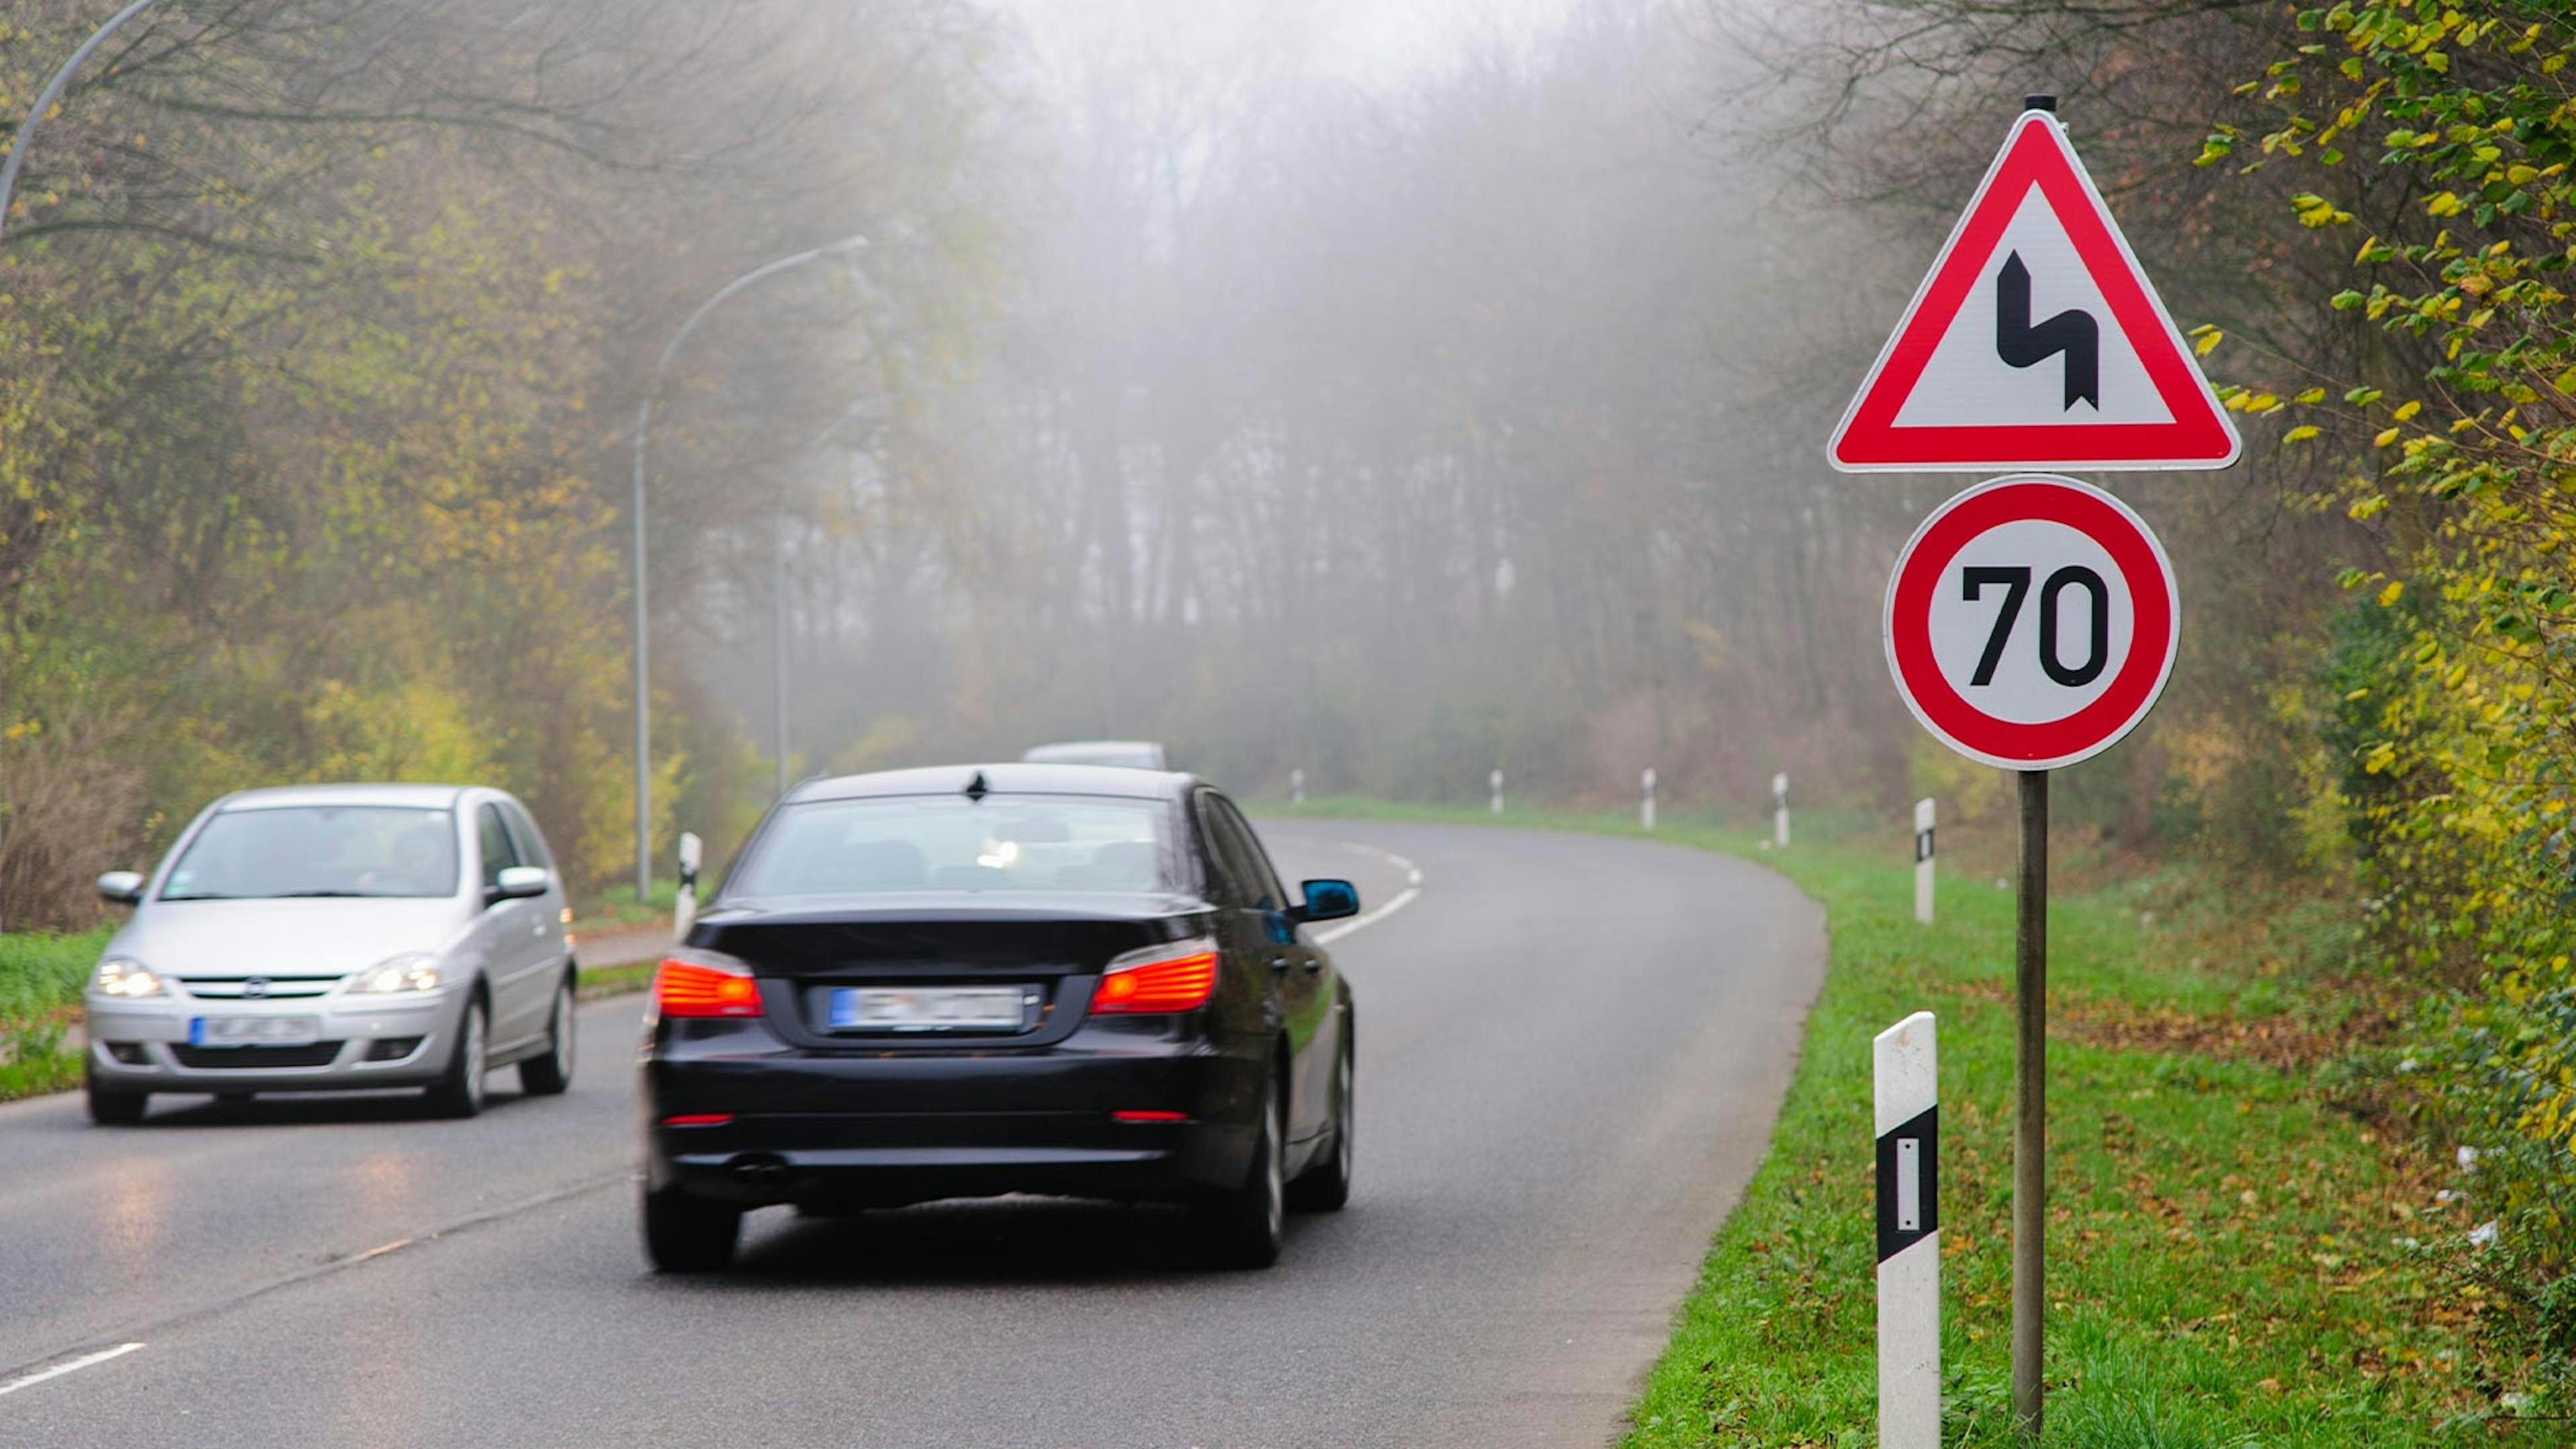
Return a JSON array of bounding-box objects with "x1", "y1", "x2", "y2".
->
[
  {"x1": 189, "y1": 1014, "x2": 322, "y2": 1048},
  {"x1": 828, "y1": 986, "x2": 1024, "y2": 1032}
]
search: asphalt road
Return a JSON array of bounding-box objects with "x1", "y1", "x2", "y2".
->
[{"x1": 0, "y1": 820, "x2": 1823, "y2": 1448}]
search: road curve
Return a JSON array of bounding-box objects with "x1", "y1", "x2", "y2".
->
[{"x1": 0, "y1": 820, "x2": 1823, "y2": 1448}]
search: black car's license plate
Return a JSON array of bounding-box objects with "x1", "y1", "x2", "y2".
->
[{"x1": 828, "y1": 985, "x2": 1025, "y2": 1031}]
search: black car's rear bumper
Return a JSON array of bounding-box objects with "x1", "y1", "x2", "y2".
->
[{"x1": 641, "y1": 1020, "x2": 1265, "y2": 1210}]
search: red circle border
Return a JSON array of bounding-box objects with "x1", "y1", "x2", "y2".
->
[{"x1": 1884, "y1": 476, "x2": 2176, "y2": 769}]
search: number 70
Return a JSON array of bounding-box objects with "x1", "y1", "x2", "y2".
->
[{"x1": 1960, "y1": 565, "x2": 2109, "y2": 688}]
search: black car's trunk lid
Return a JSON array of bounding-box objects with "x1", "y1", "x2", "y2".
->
[{"x1": 690, "y1": 893, "x2": 1210, "y2": 1049}]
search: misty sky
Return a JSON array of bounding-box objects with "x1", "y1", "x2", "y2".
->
[{"x1": 977, "y1": 0, "x2": 1593, "y2": 90}]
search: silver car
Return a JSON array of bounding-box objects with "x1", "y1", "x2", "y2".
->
[{"x1": 82, "y1": 784, "x2": 578, "y2": 1124}]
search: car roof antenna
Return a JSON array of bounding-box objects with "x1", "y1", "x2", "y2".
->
[{"x1": 963, "y1": 769, "x2": 989, "y2": 802}]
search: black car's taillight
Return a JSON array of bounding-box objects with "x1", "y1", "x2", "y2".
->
[
  {"x1": 652, "y1": 955, "x2": 762, "y2": 1018},
  {"x1": 1090, "y1": 938, "x2": 1218, "y2": 1014}
]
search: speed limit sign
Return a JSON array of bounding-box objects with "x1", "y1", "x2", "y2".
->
[{"x1": 1884, "y1": 473, "x2": 2176, "y2": 771}]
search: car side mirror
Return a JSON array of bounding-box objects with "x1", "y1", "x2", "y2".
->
[
  {"x1": 490, "y1": 865, "x2": 551, "y2": 902},
  {"x1": 1294, "y1": 878, "x2": 1360, "y2": 924},
  {"x1": 97, "y1": 871, "x2": 144, "y2": 906}
]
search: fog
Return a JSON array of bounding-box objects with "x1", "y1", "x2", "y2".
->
[
  {"x1": 0, "y1": 0, "x2": 2331, "y2": 908},
  {"x1": 662, "y1": 0, "x2": 1901, "y2": 845}
]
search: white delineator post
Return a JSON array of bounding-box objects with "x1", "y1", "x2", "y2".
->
[
  {"x1": 1641, "y1": 767, "x2": 1658, "y2": 831},
  {"x1": 1490, "y1": 767, "x2": 1505, "y2": 816},
  {"x1": 1915, "y1": 798, "x2": 1937, "y2": 925},
  {"x1": 1291, "y1": 768, "x2": 1305, "y2": 807},
  {"x1": 673, "y1": 830, "x2": 704, "y2": 941},
  {"x1": 1875, "y1": 1011, "x2": 1940, "y2": 1449},
  {"x1": 1772, "y1": 772, "x2": 1790, "y2": 848}
]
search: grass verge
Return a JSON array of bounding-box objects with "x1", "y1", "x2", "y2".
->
[
  {"x1": 0, "y1": 928, "x2": 112, "y2": 1103},
  {"x1": 1277, "y1": 797, "x2": 2496, "y2": 1446}
]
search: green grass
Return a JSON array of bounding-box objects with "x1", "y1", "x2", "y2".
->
[
  {"x1": 576, "y1": 879, "x2": 678, "y2": 931},
  {"x1": 1279, "y1": 798, "x2": 2497, "y2": 1446},
  {"x1": 0, "y1": 926, "x2": 111, "y2": 1103},
  {"x1": 577, "y1": 959, "x2": 657, "y2": 1001}
]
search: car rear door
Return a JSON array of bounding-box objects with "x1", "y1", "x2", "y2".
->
[
  {"x1": 1202, "y1": 792, "x2": 1328, "y2": 1146},
  {"x1": 500, "y1": 798, "x2": 569, "y2": 981},
  {"x1": 471, "y1": 801, "x2": 549, "y2": 1050}
]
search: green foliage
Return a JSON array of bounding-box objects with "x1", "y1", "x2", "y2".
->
[
  {"x1": 2231, "y1": 1, "x2": 2576, "y2": 1415},
  {"x1": 0, "y1": 925, "x2": 109, "y2": 1102}
]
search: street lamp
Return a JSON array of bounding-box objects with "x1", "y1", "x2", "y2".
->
[
  {"x1": 630, "y1": 233, "x2": 867, "y2": 898},
  {"x1": 0, "y1": 0, "x2": 168, "y2": 245}
]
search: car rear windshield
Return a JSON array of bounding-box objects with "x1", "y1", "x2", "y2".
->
[
  {"x1": 160, "y1": 806, "x2": 460, "y2": 900},
  {"x1": 730, "y1": 795, "x2": 1177, "y2": 897}
]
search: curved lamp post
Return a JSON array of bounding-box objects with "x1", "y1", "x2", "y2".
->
[
  {"x1": 631, "y1": 233, "x2": 867, "y2": 898},
  {"x1": 0, "y1": 0, "x2": 166, "y2": 246}
]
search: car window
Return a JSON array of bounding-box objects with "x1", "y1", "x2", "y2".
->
[
  {"x1": 476, "y1": 804, "x2": 520, "y2": 890},
  {"x1": 1197, "y1": 794, "x2": 1275, "y2": 912},
  {"x1": 160, "y1": 806, "x2": 459, "y2": 900},
  {"x1": 729, "y1": 794, "x2": 1177, "y2": 897},
  {"x1": 1215, "y1": 797, "x2": 1289, "y2": 912},
  {"x1": 501, "y1": 802, "x2": 551, "y2": 871}
]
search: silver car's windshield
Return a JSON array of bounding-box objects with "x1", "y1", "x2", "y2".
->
[
  {"x1": 732, "y1": 796, "x2": 1175, "y2": 896},
  {"x1": 160, "y1": 806, "x2": 460, "y2": 900}
]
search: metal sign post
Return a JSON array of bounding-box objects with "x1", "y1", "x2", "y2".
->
[{"x1": 2012, "y1": 773, "x2": 2047, "y2": 1432}]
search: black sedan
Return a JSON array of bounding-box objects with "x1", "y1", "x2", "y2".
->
[{"x1": 637, "y1": 763, "x2": 1359, "y2": 1272}]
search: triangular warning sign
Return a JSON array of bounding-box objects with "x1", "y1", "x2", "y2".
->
[{"x1": 1828, "y1": 111, "x2": 2241, "y2": 473}]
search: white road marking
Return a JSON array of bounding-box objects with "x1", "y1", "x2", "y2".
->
[
  {"x1": 0, "y1": 1342, "x2": 144, "y2": 1397},
  {"x1": 1312, "y1": 843, "x2": 1422, "y2": 945}
]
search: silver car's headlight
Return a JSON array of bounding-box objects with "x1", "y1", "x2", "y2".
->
[
  {"x1": 93, "y1": 957, "x2": 165, "y2": 998},
  {"x1": 348, "y1": 953, "x2": 442, "y2": 995}
]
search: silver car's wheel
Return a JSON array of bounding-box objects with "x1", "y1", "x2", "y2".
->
[
  {"x1": 425, "y1": 996, "x2": 487, "y2": 1118},
  {"x1": 519, "y1": 978, "x2": 576, "y2": 1095}
]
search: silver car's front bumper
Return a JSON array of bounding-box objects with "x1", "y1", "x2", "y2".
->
[{"x1": 84, "y1": 990, "x2": 464, "y2": 1093}]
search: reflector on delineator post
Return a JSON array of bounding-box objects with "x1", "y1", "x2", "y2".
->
[
  {"x1": 1914, "y1": 798, "x2": 1936, "y2": 925},
  {"x1": 1875, "y1": 1010, "x2": 1939, "y2": 1449}
]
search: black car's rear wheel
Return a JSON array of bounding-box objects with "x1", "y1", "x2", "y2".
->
[
  {"x1": 85, "y1": 1067, "x2": 146, "y2": 1126},
  {"x1": 1199, "y1": 1075, "x2": 1285, "y2": 1269},
  {"x1": 643, "y1": 1186, "x2": 742, "y2": 1273},
  {"x1": 1289, "y1": 1030, "x2": 1354, "y2": 1212},
  {"x1": 518, "y1": 977, "x2": 576, "y2": 1095}
]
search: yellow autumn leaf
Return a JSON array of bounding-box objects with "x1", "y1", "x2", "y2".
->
[{"x1": 2379, "y1": 581, "x2": 2405, "y2": 606}]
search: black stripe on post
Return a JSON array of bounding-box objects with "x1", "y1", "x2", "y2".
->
[
  {"x1": 1915, "y1": 827, "x2": 1935, "y2": 863},
  {"x1": 1875, "y1": 1104, "x2": 1939, "y2": 1263}
]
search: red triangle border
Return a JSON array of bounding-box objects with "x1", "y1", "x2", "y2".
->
[{"x1": 1828, "y1": 113, "x2": 2241, "y2": 472}]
